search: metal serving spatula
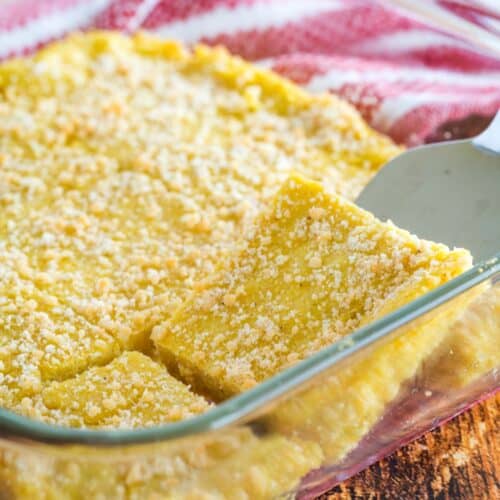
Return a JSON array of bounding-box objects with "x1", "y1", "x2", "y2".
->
[{"x1": 356, "y1": 112, "x2": 500, "y2": 262}]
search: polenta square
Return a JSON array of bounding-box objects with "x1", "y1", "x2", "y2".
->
[
  {"x1": 39, "y1": 352, "x2": 210, "y2": 428},
  {"x1": 153, "y1": 175, "x2": 472, "y2": 400},
  {"x1": 0, "y1": 265, "x2": 120, "y2": 411},
  {"x1": 0, "y1": 31, "x2": 400, "y2": 357},
  {"x1": 267, "y1": 289, "x2": 478, "y2": 462}
]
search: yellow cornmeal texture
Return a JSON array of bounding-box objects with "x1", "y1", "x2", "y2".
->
[
  {"x1": 164, "y1": 437, "x2": 323, "y2": 500},
  {"x1": 268, "y1": 290, "x2": 477, "y2": 462},
  {"x1": 0, "y1": 267, "x2": 120, "y2": 409},
  {"x1": 425, "y1": 284, "x2": 500, "y2": 388},
  {"x1": 37, "y1": 352, "x2": 210, "y2": 428},
  {"x1": 0, "y1": 429, "x2": 322, "y2": 499},
  {"x1": 0, "y1": 429, "x2": 256, "y2": 499},
  {"x1": 1, "y1": 352, "x2": 213, "y2": 497},
  {"x1": 154, "y1": 175, "x2": 472, "y2": 400},
  {"x1": 0, "y1": 31, "x2": 399, "y2": 420}
]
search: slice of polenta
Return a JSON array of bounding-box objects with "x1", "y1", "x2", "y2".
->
[
  {"x1": 153, "y1": 174, "x2": 472, "y2": 401},
  {"x1": 39, "y1": 351, "x2": 210, "y2": 428},
  {"x1": 0, "y1": 266, "x2": 119, "y2": 411},
  {"x1": 267, "y1": 291, "x2": 476, "y2": 462}
]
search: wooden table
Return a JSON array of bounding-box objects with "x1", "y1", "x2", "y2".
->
[{"x1": 321, "y1": 393, "x2": 499, "y2": 499}]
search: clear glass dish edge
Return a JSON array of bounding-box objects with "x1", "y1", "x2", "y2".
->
[{"x1": 0, "y1": 253, "x2": 498, "y2": 446}]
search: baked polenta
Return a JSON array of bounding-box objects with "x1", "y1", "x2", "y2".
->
[
  {"x1": 153, "y1": 175, "x2": 472, "y2": 399},
  {"x1": 0, "y1": 29, "x2": 485, "y2": 500},
  {"x1": 40, "y1": 351, "x2": 210, "y2": 428},
  {"x1": 0, "y1": 31, "x2": 400, "y2": 423}
]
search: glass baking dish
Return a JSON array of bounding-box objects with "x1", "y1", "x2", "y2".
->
[
  {"x1": 0, "y1": 2, "x2": 499, "y2": 498},
  {"x1": 0, "y1": 253, "x2": 498, "y2": 498}
]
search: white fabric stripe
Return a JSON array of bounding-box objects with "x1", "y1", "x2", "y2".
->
[
  {"x1": 153, "y1": 0, "x2": 343, "y2": 43},
  {"x1": 469, "y1": 0, "x2": 500, "y2": 11},
  {"x1": 372, "y1": 91, "x2": 495, "y2": 130},
  {"x1": 480, "y1": 15, "x2": 500, "y2": 35},
  {"x1": 0, "y1": 0, "x2": 109, "y2": 58},
  {"x1": 255, "y1": 57, "x2": 276, "y2": 68},
  {"x1": 383, "y1": 0, "x2": 500, "y2": 56},
  {"x1": 126, "y1": 0, "x2": 159, "y2": 32},
  {"x1": 354, "y1": 29, "x2": 479, "y2": 55},
  {"x1": 446, "y1": 0, "x2": 500, "y2": 11},
  {"x1": 306, "y1": 65, "x2": 500, "y2": 91}
]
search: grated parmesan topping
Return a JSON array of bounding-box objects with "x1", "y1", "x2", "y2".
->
[
  {"x1": 154, "y1": 175, "x2": 472, "y2": 400},
  {"x1": 34, "y1": 352, "x2": 211, "y2": 429},
  {"x1": 0, "y1": 31, "x2": 400, "y2": 427}
]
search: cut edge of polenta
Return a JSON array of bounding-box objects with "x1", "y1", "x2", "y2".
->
[
  {"x1": 153, "y1": 174, "x2": 472, "y2": 401},
  {"x1": 38, "y1": 351, "x2": 211, "y2": 429}
]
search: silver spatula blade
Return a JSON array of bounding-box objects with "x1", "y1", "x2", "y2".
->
[{"x1": 356, "y1": 113, "x2": 500, "y2": 262}]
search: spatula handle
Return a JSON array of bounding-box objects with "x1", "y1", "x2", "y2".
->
[{"x1": 472, "y1": 111, "x2": 500, "y2": 156}]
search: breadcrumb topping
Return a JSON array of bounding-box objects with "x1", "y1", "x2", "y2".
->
[
  {"x1": 36, "y1": 352, "x2": 211, "y2": 428},
  {"x1": 0, "y1": 31, "x2": 399, "y2": 426},
  {"x1": 154, "y1": 175, "x2": 472, "y2": 400}
]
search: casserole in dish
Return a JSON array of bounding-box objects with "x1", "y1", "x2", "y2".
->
[{"x1": 0, "y1": 31, "x2": 497, "y2": 499}]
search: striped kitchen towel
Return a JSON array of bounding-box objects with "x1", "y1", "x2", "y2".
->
[{"x1": 1, "y1": 0, "x2": 499, "y2": 145}]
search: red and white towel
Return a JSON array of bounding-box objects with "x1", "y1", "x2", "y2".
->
[{"x1": 1, "y1": 0, "x2": 499, "y2": 145}]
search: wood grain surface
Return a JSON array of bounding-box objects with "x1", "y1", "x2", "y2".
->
[{"x1": 321, "y1": 393, "x2": 499, "y2": 499}]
